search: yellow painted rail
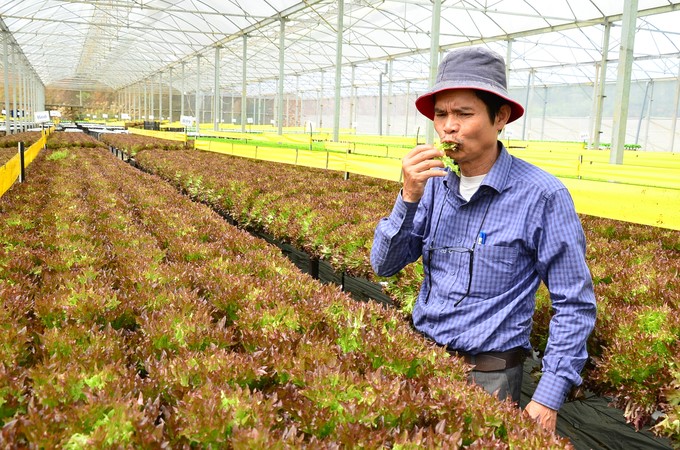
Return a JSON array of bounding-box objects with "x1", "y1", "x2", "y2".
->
[
  {"x1": 129, "y1": 128, "x2": 187, "y2": 143},
  {"x1": 563, "y1": 178, "x2": 680, "y2": 230},
  {"x1": 0, "y1": 130, "x2": 50, "y2": 199},
  {"x1": 195, "y1": 138, "x2": 680, "y2": 231}
]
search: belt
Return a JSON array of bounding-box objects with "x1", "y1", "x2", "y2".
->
[{"x1": 446, "y1": 347, "x2": 527, "y2": 372}]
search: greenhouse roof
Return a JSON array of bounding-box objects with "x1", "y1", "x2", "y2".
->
[{"x1": 2, "y1": 0, "x2": 680, "y2": 96}]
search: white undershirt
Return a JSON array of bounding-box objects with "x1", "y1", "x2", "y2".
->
[{"x1": 459, "y1": 173, "x2": 486, "y2": 201}]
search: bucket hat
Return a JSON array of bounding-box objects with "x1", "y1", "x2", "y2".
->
[{"x1": 415, "y1": 46, "x2": 524, "y2": 124}]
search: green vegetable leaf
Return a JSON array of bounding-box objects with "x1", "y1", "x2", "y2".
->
[{"x1": 436, "y1": 142, "x2": 460, "y2": 175}]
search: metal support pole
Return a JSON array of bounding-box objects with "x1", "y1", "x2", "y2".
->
[
  {"x1": 592, "y1": 20, "x2": 610, "y2": 151},
  {"x1": 196, "y1": 55, "x2": 201, "y2": 136},
  {"x1": 3, "y1": 33, "x2": 10, "y2": 135},
  {"x1": 319, "y1": 71, "x2": 324, "y2": 128},
  {"x1": 405, "y1": 80, "x2": 411, "y2": 137},
  {"x1": 349, "y1": 65, "x2": 356, "y2": 131},
  {"x1": 18, "y1": 142, "x2": 25, "y2": 183},
  {"x1": 521, "y1": 69, "x2": 533, "y2": 141},
  {"x1": 214, "y1": 46, "x2": 221, "y2": 132},
  {"x1": 333, "y1": 0, "x2": 344, "y2": 142},
  {"x1": 610, "y1": 0, "x2": 639, "y2": 164},
  {"x1": 378, "y1": 64, "x2": 387, "y2": 136},
  {"x1": 168, "y1": 66, "x2": 173, "y2": 123},
  {"x1": 11, "y1": 45, "x2": 17, "y2": 133},
  {"x1": 387, "y1": 59, "x2": 393, "y2": 136},
  {"x1": 642, "y1": 80, "x2": 654, "y2": 150},
  {"x1": 635, "y1": 80, "x2": 651, "y2": 146},
  {"x1": 278, "y1": 18, "x2": 286, "y2": 135},
  {"x1": 241, "y1": 35, "x2": 248, "y2": 132},
  {"x1": 426, "y1": 0, "x2": 442, "y2": 145},
  {"x1": 181, "y1": 62, "x2": 185, "y2": 120},
  {"x1": 159, "y1": 72, "x2": 163, "y2": 122},
  {"x1": 150, "y1": 78, "x2": 155, "y2": 120},
  {"x1": 669, "y1": 61, "x2": 680, "y2": 152}
]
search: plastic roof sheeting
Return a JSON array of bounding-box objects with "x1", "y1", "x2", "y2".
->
[{"x1": 2, "y1": 0, "x2": 680, "y2": 96}]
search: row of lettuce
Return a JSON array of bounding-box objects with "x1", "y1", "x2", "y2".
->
[
  {"x1": 0, "y1": 133, "x2": 569, "y2": 447},
  {"x1": 98, "y1": 132, "x2": 680, "y2": 446}
]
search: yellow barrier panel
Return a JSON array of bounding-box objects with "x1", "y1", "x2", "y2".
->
[
  {"x1": 336, "y1": 134, "x2": 417, "y2": 147},
  {"x1": 578, "y1": 161, "x2": 679, "y2": 190},
  {"x1": 510, "y1": 146, "x2": 680, "y2": 170},
  {"x1": 324, "y1": 141, "x2": 352, "y2": 152},
  {"x1": 25, "y1": 135, "x2": 46, "y2": 167},
  {"x1": 345, "y1": 153, "x2": 403, "y2": 181},
  {"x1": 129, "y1": 128, "x2": 187, "y2": 143},
  {"x1": 563, "y1": 178, "x2": 680, "y2": 230},
  {"x1": 510, "y1": 149, "x2": 680, "y2": 190},
  {"x1": 195, "y1": 138, "x2": 402, "y2": 178},
  {"x1": 0, "y1": 153, "x2": 21, "y2": 198},
  {"x1": 520, "y1": 140, "x2": 582, "y2": 152},
  {"x1": 256, "y1": 147, "x2": 298, "y2": 165},
  {"x1": 0, "y1": 131, "x2": 48, "y2": 199},
  {"x1": 195, "y1": 137, "x2": 679, "y2": 230}
]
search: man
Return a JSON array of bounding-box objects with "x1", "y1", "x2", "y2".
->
[{"x1": 370, "y1": 46, "x2": 596, "y2": 432}]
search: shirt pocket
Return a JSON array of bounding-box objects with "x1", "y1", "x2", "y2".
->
[{"x1": 468, "y1": 245, "x2": 519, "y2": 299}]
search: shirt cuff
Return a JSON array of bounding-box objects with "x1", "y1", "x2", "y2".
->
[
  {"x1": 531, "y1": 371, "x2": 572, "y2": 411},
  {"x1": 390, "y1": 190, "x2": 419, "y2": 228}
]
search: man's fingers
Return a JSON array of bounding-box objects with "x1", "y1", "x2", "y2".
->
[
  {"x1": 403, "y1": 158, "x2": 445, "y2": 176},
  {"x1": 400, "y1": 145, "x2": 447, "y2": 203},
  {"x1": 404, "y1": 145, "x2": 443, "y2": 165}
]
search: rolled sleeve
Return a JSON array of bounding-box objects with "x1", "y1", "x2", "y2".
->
[
  {"x1": 532, "y1": 188, "x2": 596, "y2": 410},
  {"x1": 532, "y1": 371, "x2": 573, "y2": 410},
  {"x1": 370, "y1": 191, "x2": 422, "y2": 277}
]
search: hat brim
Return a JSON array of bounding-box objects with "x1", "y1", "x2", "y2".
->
[{"x1": 415, "y1": 84, "x2": 524, "y2": 124}]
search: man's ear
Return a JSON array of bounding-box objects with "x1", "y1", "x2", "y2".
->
[{"x1": 496, "y1": 104, "x2": 512, "y2": 130}]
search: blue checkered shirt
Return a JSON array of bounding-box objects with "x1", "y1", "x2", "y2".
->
[{"x1": 371, "y1": 144, "x2": 596, "y2": 411}]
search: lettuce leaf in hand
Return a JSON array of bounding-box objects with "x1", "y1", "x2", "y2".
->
[{"x1": 436, "y1": 142, "x2": 460, "y2": 176}]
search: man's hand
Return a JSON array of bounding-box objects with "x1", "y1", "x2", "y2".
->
[
  {"x1": 525, "y1": 400, "x2": 557, "y2": 433},
  {"x1": 401, "y1": 145, "x2": 446, "y2": 203}
]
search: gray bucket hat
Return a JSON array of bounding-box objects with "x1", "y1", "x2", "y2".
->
[{"x1": 415, "y1": 46, "x2": 524, "y2": 124}]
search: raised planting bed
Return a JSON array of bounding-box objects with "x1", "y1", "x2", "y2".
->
[
  {"x1": 0, "y1": 139, "x2": 569, "y2": 448},
  {"x1": 0, "y1": 131, "x2": 44, "y2": 166},
  {"x1": 110, "y1": 137, "x2": 680, "y2": 446}
]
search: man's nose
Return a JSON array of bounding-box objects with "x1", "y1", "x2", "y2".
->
[{"x1": 442, "y1": 114, "x2": 459, "y2": 134}]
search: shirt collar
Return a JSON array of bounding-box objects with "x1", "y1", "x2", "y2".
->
[{"x1": 482, "y1": 142, "x2": 512, "y2": 194}]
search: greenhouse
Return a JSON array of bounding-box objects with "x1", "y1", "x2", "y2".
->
[
  {"x1": 0, "y1": 1, "x2": 679, "y2": 449},
  {"x1": 3, "y1": 1, "x2": 680, "y2": 152}
]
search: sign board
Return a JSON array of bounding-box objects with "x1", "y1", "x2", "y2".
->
[
  {"x1": 180, "y1": 115, "x2": 195, "y2": 127},
  {"x1": 49, "y1": 110, "x2": 62, "y2": 117},
  {"x1": 34, "y1": 111, "x2": 50, "y2": 123}
]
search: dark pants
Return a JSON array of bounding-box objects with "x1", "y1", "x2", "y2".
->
[{"x1": 468, "y1": 363, "x2": 524, "y2": 405}]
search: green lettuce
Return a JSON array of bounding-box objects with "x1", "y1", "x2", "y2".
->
[{"x1": 436, "y1": 142, "x2": 460, "y2": 175}]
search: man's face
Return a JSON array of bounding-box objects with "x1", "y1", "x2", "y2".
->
[{"x1": 433, "y1": 89, "x2": 510, "y2": 169}]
